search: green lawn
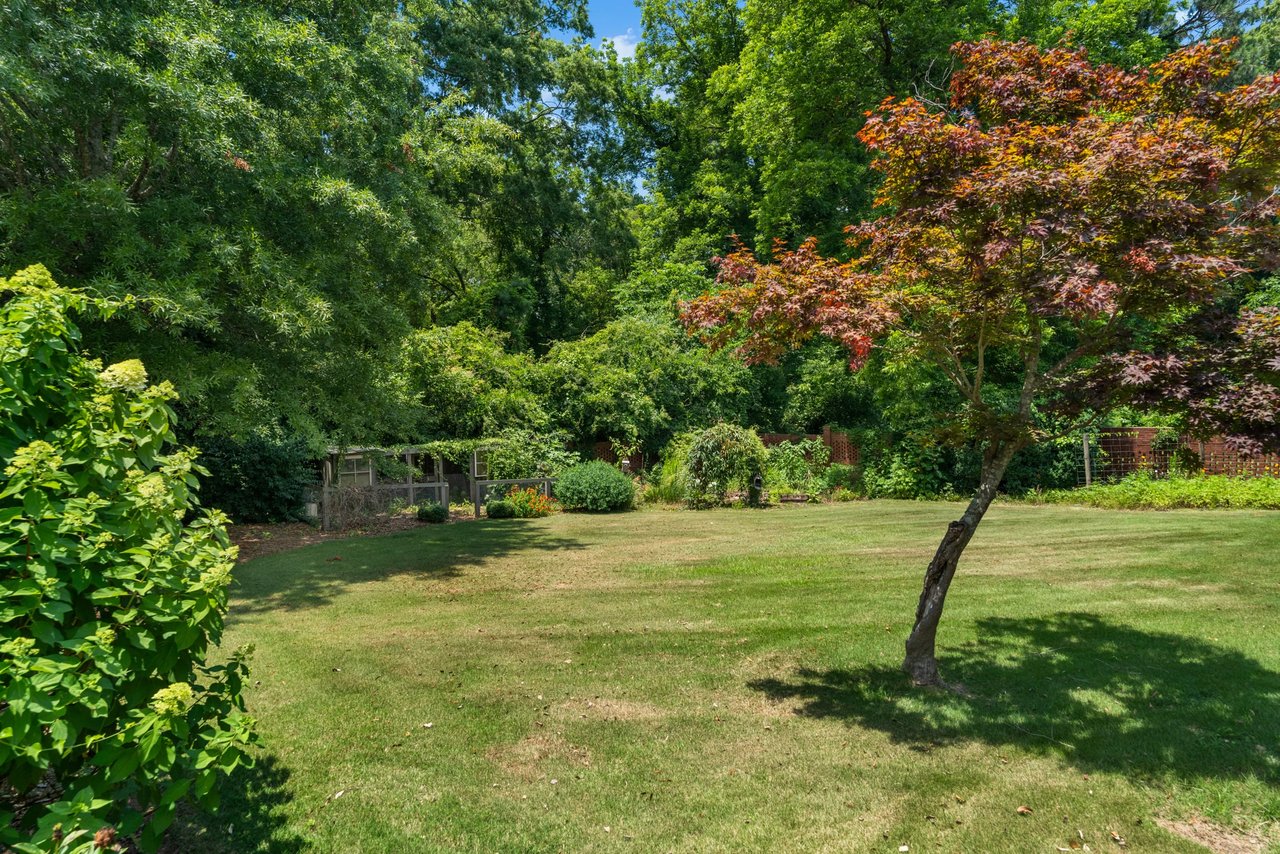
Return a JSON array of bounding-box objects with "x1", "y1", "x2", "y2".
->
[{"x1": 168, "y1": 502, "x2": 1280, "y2": 853}]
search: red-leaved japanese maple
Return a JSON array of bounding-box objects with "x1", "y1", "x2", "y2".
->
[{"x1": 682, "y1": 38, "x2": 1280, "y2": 687}]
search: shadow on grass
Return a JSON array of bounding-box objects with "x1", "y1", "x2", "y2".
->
[
  {"x1": 163, "y1": 755, "x2": 305, "y2": 854},
  {"x1": 750, "y1": 612, "x2": 1280, "y2": 784},
  {"x1": 229, "y1": 519, "x2": 586, "y2": 618}
]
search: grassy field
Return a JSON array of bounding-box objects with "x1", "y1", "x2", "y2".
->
[{"x1": 168, "y1": 502, "x2": 1280, "y2": 853}]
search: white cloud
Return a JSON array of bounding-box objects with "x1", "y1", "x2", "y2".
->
[{"x1": 602, "y1": 28, "x2": 639, "y2": 60}]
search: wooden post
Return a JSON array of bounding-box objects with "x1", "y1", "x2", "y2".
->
[
  {"x1": 1082, "y1": 433, "x2": 1093, "y2": 487},
  {"x1": 435, "y1": 455, "x2": 446, "y2": 507},
  {"x1": 407, "y1": 451, "x2": 415, "y2": 506},
  {"x1": 321, "y1": 458, "x2": 332, "y2": 531}
]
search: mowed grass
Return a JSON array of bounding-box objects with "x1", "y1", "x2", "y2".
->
[{"x1": 168, "y1": 502, "x2": 1280, "y2": 853}]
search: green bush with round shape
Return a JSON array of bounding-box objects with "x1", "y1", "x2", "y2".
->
[
  {"x1": 681, "y1": 423, "x2": 768, "y2": 508},
  {"x1": 416, "y1": 501, "x2": 448, "y2": 523},
  {"x1": 554, "y1": 461, "x2": 635, "y2": 512},
  {"x1": 0, "y1": 267, "x2": 256, "y2": 852},
  {"x1": 485, "y1": 499, "x2": 517, "y2": 519}
]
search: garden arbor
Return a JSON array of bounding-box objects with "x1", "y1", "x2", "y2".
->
[{"x1": 684, "y1": 39, "x2": 1280, "y2": 686}]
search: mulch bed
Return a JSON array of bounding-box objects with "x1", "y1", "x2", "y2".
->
[{"x1": 227, "y1": 510, "x2": 476, "y2": 563}]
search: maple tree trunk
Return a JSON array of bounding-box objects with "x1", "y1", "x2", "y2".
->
[{"x1": 902, "y1": 442, "x2": 1018, "y2": 687}]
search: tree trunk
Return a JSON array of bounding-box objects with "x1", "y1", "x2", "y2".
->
[{"x1": 902, "y1": 442, "x2": 1019, "y2": 687}]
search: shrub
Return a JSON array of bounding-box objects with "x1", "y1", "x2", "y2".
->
[
  {"x1": 485, "y1": 499, "x2": 516, "y2": 518},
  {"x1": 681, "y1": 423, "x2": 768, "y2": 507},
  {"x1": 0, "y1": 267, "x2": 256, "y2": 852},
  {"x1": 861, "y1": 444, "x2": 950, "y2": 499},
  {"x1": 764, "y1": 438, "x2": 830, "y2": 494},
  {"x1": 554, "y1": 461, "x2": 635, "y2": 512},
  {"x1": 1030, "y1": 472, "x2": 1280, "y2": 510},
  {"x1": 504, "y1": 486, "x2": 557, "y2": 518},
  {"x1": 416, "y1": 501, "x2": 449, "y2": 523},
  {"x1": 195, "y1": 434, "x2": 315, "y2": 523},
  {"x1": 820, "y1": 463, "x2": 860, "y2": 493},
  {"x1": 645, "y1": 433, "x2": 695, "y2": 504}
]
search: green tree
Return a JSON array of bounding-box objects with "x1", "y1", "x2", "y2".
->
[
  {"x1": 0, "y1": 266, "x2": 255, "y2": 850},
  {"x1": 733, "y1": 0, "x2": 996, "y2": 249},
  {"x1": 1236, "y1": 0, "x2": 1280, "y2": 80},
  {"x1": 536, "y1": 317, "x2": 752, "y2": 454},
  {"x1": 1, "y1": 0, "x2": 454, "y2": 444},
  {"x1": 1008, "y1": 0, "x2": 1254, "y2": 67},
  {"x1": 390, "y1": 323, "x2": 546, "y2": 441},
  {"x1": 0, "y1": 0, "x2": 637, "y2": 444},
  {"x1": 629, "y1": 0, "x2": 755, "y2": 264}
]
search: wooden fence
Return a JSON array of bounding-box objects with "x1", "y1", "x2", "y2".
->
[
  {"x1": 1081, "y1": 428, "x2": 1280, "y2": 485},
  {"x1": 320, "y1": 481, "x2": 448, "y2": 531},
  {"x1": 758, "y1": 426, "x2": 859, "y2": 466}
]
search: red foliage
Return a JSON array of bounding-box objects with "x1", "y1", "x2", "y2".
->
[{"x1": 1104, "y1": 308, "x2": 1280, "y2": 454}]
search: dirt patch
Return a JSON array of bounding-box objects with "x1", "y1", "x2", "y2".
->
[
  {"x1": 1156, "y1": 816, "x2": 1273, "y2": 854},
  {"x1": 553, "y1": 698, "x2": 669, "y2": 722},
  {"x1": 228, "y1": 523, "x2": 332, "y2": 562},
  {"x1": 487, "y1": 734, "x2": 592, "y2": 781}
]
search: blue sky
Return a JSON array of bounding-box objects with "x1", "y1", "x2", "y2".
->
[{"x1": 587, "y1": 0, "x2": 643, "y2": 58}]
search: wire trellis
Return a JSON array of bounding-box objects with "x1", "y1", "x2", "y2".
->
[{"x1": 1076, "y1": 428, "x2": 1280, "y2": 486}]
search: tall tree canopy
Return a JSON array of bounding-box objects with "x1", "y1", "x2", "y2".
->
[
  {"x1": 4, "y1": 0, "x2": 1278, "y2": 463},
  {"x1": 683, "y1": 38, "x2": 1280, "y2": 685},
  {"x1": 0, "y1": 0, "x2": 636, "y2": 445},
  {"x1": 732, "y1": 0, "x2": 997, "y2": 249}
]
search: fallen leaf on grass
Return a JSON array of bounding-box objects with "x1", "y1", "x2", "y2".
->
[
  {"x1": 1109, "y1": 830, "x2": 1126, "y2": 847},
  {"x1": 1016, "y1": 805, "x2": 1033, "y2": 815},
  {"x1": 321, "y1": 788, "x2": 350, "y2": 807}
]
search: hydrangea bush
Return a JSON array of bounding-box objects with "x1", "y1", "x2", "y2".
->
[{"x1": 0, "y1": 267, "x2": 256, "y2": 852}]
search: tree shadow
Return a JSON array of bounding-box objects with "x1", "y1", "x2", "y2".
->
[
  {"x1": 228, "y1": 520, "x2": 587, "y2": 619},
  {"x1": 750, "y1": 612, "x2": 1280, "y2": 785},
  {"x1": 163, "y1": 754, "x2": 306, "y2": 854}
]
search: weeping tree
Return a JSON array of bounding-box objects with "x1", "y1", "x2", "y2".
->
[{"x1": 682, "y1": 38, "x2": 1280, "y2": 687}]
